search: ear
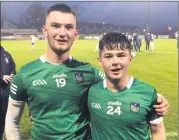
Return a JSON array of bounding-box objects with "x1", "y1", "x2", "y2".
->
[
  {"x1": 129, "y1": 53, "x2": 133, "y2": 64},
  {"x1": 74, "y1": 29, "x2": 79, "y2": 40},
  {"x1": 42, "y1": 25, "x2": 48, "y2": 39},
  {"x1": 98, "y1": 56, "x2": 102, "y2": 67}
]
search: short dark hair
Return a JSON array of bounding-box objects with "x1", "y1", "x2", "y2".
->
[
  {"x1": 98, "y1": 32, "x2": 132, "y2": 55},
  {"x1": 47, "y1": 4, "x2": 76, "y2": 17}
]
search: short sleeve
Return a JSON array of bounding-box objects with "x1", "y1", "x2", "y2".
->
[
  {"x1": 92, "y1": 66, "x2": 105, "y2": 84},
  {"x1": 147, "y1": 88, "x2": 160, "y2": 122},
  {"x1": 10, "y1": 72, "x2": 27, "y2": 101}
]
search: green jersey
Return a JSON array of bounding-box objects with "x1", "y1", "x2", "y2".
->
[
  {"x1": 10, "y1": 56, "x2": 104, "y2": 140},
  {"x1": 88, "y1": 77, "x2": 159, "y2": 140}
]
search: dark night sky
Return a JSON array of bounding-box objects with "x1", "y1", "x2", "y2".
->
[{"x1": 1, "y1": 1, "x2": 178, "y2": 33}]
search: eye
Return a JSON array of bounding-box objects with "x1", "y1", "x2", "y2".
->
[
  {"x1": 104, "y1": 55, "x2": 112, "y2": 59},
  {"x1": 65, "y1": 25, "x2": 73, "y2": 30},
  {"x1": 117, "y1": 54, "x2": 126, "y2": 57},
  {"x1": 51, "y1": 23, "x2": 60, "y2": 28}
]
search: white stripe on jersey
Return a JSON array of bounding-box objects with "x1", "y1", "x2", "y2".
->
[
  {"x1": 10, "y1": 89, "x2": 16, "y2": 95},
  {"x1": 11, "y1": 83, "x2": 17, "y2": 88},
  {"x1": 99, "y1": 71, "x2": 102, "y2": 77},
  {"x1": 101, "y1": 72, "x2": 105, "y2": 79},
  {"x1": 10, "y1": 86, "x2": 17, "y2": 92},
  {"x1": 10, "y1": 83, "x2": 17, "y2": 94},
  {"x1": 99, "y1": 71, "x2": 105, "y2": 79}
]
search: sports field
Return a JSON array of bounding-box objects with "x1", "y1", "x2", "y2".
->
[{"x1": 1, "y1": 39, "x2": 178, "y2": 140}]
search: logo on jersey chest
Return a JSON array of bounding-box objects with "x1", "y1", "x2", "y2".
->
[
  {"x1": 75, "y1": 72, "x2": 84, "y2": 83},
  {"x1": 92, "y1": 103, "x2": 101, "y2": 109},
  {"x1": 130, "y1": 102, "x2": 140, "y2": 112},
  {"x1": 53, "y1": 73, "x2": 67, "y2": 78},
  {"x1": 33, "y1": 79, "x2": 47, "y2": 86}
]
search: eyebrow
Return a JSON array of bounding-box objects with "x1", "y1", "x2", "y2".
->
[
  {"x1": 50, "y1": 22, "x2": 74, "y2": 26},
  {"x1": 104, "y1": 51, "x2": 127, "y2": 55}
]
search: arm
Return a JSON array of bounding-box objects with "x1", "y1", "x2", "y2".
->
[
  {"x1": 5, "y1": 97, "x2": 25, "y2": 140},
  {"x1": 150, "y1": 118, "x2": 166, "y2": 140},
  {"x1": 153, "y1": 93, "x2": 169, "y2": 116},
  {"x1": 5, "y1": 71, "x2": 27, "y2": 140}
]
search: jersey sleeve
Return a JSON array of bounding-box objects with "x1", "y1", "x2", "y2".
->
[
  {"x1": 10, "y1": 72, "x2": 27, "y2": 101},
  {"x1": 147, "y1": 88, "x2": 161, "y2": 123},
  {"x1": 92, "y1": 66, "x2": 105, "y2": 84}
]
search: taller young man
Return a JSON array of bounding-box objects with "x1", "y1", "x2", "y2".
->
[{"x1": 5, "y1": 4, "x2": 169, "y2": 140}]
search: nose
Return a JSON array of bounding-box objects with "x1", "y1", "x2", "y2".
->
[
  {"x1": 112, "y1": 56, "x2": 119, "y2": 66},
  {"x1": 59, "y1": 26, "x2": 66, "y2": 38}
]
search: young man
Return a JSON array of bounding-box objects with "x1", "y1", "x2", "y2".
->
[
  {"x1": 135, "y1": 35, "x2": 142, "y2": 52},
  {"x1": 150, "y1": 33, "x2": 155, "y2": 52},
  {"x1": 5, "y1": 4, "x2": 104, "y2": 140},
  {"x1": 0, "y1": 45, "x2": 16, "y2": 140},
  {"x1": 5, "y1": 4, "x2": 168, "y2": 140},
  {"x1": 88, "y1": 32, "x2": 166, "y2": 140},
  {"x1": 145, "y1": 32, "x2": 151, "y2": 52},
  {"x1": 30, "y1": 35, "x2": 38, "y2": 51}
]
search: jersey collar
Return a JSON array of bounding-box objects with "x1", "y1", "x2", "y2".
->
[
  {"x1": 40, "y1": 55, "x2": 73, "y2": 65},
  {"x1": 103, "y1": 77, "x2": 134, "y2": 89}
]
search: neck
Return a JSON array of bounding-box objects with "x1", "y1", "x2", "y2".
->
[
  {"x1": 106, "y1": 74, "x2": 131, "y2": 92},
  {"x1": 45, "y1": 47, "x2": 71, "y2": 64}
]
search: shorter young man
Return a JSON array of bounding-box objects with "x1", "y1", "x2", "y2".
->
[{"x1": 88, "y1": 32, "x2": 166, "y2": 140}]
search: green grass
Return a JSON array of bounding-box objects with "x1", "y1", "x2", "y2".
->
[{"x1": 1, "y1": 39, "x2": 178, "y2": 139}]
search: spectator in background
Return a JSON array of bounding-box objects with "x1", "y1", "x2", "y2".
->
[
  {"x1": 133, "y1": 34, "x2": 138, "y2": 52},
  {"x1": 135, "y1": 35, "x2": 142, "y2": 52},
  {"x1": 150, "y1": 34, "x2": 155, "y2": 52},
  {"x1": 0, "y1": 45, "x2": 16, "y2": 140},
  {"x1": 145, "y1": 33, "x2": 152, "y2": 52},
  {"x1": 30, "y1": 35, "x2": 38, "y2": 51}
]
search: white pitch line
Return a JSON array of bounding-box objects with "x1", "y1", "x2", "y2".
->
[{"x1": 166, "y1": 132, "x2": 178, "y2": 137}]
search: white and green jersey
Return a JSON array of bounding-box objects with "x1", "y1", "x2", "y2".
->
[
  {"x1": 9, "y1": 56, "x2": 104, "y2": 140},
  {"x1": 88, "y1": 77, "x2": 160, "y2": 140}
]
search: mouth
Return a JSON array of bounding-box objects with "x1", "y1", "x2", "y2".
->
[
  {"x1": 110, "y1": 68, "x2": 122, "y2": 74},
  {"x1": 56, "y1": 39, "x2": 68, "y2": 44}
]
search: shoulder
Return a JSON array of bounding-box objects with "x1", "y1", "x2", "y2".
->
[
  {"x1": 89, "y1": 80, "x2": 103, "y2": 92},
  {"x1": 133, "y1": 78, "x2": 156, "y2": 93},
  {"x1": 70, "y1": 58, "x2": 90, "y2": 66},
  {"x1": 70, "y1": 58, "x2": 98, "y2": 71},
  {"x1": 132, "y1": 78, "x2": 157, "y2": 103},
  {"x1": 19, "y1": 58, "x2": 42, "y2": 73}
]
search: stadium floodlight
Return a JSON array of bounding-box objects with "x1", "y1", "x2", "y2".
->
[
  {"x1": 168, "y1": 26, "x2": 172, "y2": 31},
  {"x1": 147, "y1": 1, "x2": 150, "y2": 33},
  {"x1": 143, "y1": 29, "x2": 146, "y2": 32}
]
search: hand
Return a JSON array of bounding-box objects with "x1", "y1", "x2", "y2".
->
[
  {"x1": 153, "y1": 93, "x2": 170, "y2": 116},
  {"x1": 10, "y1": 74, "x2": 14, "y2": 78},
  {"x1": 3, "y1": 75, "x2": 13, "y2": 84}
]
